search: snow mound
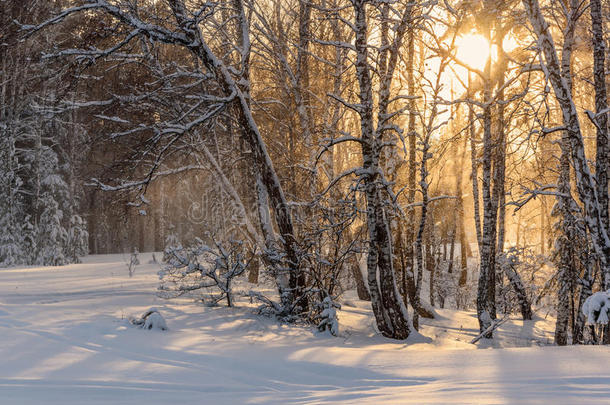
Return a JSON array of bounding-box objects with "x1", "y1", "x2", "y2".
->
[
  {"x1": 130, "y1": 308, "x2": 168, "y2": 331},
  {"x1": 582, "y1": 290, "x2": 610, "y2": 325}
]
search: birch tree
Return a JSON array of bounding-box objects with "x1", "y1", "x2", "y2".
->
[{"x1": 349, "y1": 0, "x2": 413, "y2": 339}]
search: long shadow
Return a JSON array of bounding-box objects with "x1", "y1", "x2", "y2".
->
[
  {"x1": 0, "y1": 315, "x2": 439, "y2": 404},
  {"x1": 490, "y1": 346, "x2": 610, "y2": 403}
]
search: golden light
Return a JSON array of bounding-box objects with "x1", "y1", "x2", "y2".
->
[{"x1": 454, "y1": 34, "x2": 491, "y2": 72}]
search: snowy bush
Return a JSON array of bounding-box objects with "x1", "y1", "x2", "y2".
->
[
  {"x1": 582, "y1": 291, "x2": 610, "y2": 325},
  {"x1": 0, "y1": 207, "x2": 26, "y2": 267},
  {"x1": 316, "y1": 296, "x2": 341, "y2": 336},
  {"x1": 0, "y1": 142, "x2": 27, "y2": 267},
  {"x1": 159, "y1": 237, "x2": 253, "y2": 307},
  {"x1": 433, "y1": 259, "x2": 458, "y2": 309},
  {"x1": 130, "y1": 308, "x2": 168, "y2": 331}
]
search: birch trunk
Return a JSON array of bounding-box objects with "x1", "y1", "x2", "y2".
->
[
  {"x1": 458, "y1": 129, "x2": 470, "y2": 291},
  {"x1": 554, "y1": 1, "x2": 578, "y2": 345},
  {"x1": 405, "y1": 28, "x2": 419, "y2": 312},
  {"x1": 591, "y1": 0, "x2": 609, "y2": 245},
  {"x1": 477, "y1": 36, "x2": 498, "y2": 335},
  {"x1": 354, "y1": 0, "x2": 410, "y2": 339},
  {"x1": 590, "y1": 0, "x2": 609, "y2": 344}
]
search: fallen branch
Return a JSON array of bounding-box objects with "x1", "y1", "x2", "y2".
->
[{"x1": 470, "y1": 316, "x2": 510, "y2": 344}]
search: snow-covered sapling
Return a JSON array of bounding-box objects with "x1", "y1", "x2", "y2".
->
[
  {"x1": 316, "y1": 296, "x2": 341, "y2": 336},
  {"x1": 128, "y1": 248, "x2": 140, "y2": 277}
]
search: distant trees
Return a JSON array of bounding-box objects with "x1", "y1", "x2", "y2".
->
[{"x1": 0, "y1": 0, "x2": 88, "y2": 266}]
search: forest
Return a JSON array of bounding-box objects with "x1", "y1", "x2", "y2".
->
[{"x1": 2, "y1": 0, "x2": 610, "y2": 358}]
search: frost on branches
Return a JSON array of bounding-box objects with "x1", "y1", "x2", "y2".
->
[{"x1": 162, "y1": 230, "x2": 182, "y2": 264}]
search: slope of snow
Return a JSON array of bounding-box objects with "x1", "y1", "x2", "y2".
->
[{"x1": 0, "y1": 254, "x2": 608, "y2": 404}]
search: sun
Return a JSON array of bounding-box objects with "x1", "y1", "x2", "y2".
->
[{"x1": 454, "y1": 33, "x2": 491, "y2": 72}]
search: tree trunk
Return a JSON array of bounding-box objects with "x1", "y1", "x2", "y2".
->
[
  {"x1": 492, "y1": 56, "x2": 508, "y2": 314},
  {"x1": 504, "y1": 264, "x2": 533, "y2": 321},
  {"x1": 476, "y1": 40, "x2": 498, "y2": 336},
  {"x1": 554, "y1": 3, "x2": 576, "y2": 344},
  {"x1": 458, "y1": 128, "x2": 470, "y2": 293},
  {"x1": 591, "y1": 0, "x2": 609, "y2": 260},
  {"x1": 427, "y1": 233, "x2": 436, "y2": 308},
  {"x1": 573, "y1": 255, "x2": 595, "y2": 344},
  {"x1": 590, "y1": 0, "x2": 610, "y2": 344},
  {"x1": 354, "y1": 0, "x2": 410, "y2": 339},
  {"x1": 469, "y1": 86, "x2": 483, "y2": 249},
  {"x1": 413, "y1": 152, "x2": 430, "y2": 330},
  {"x1": 353, "y1": 255, "x2": 371, "y2": 301},
  {"x1": 248, "y1": 255, "x2": 260, "y2": 284}
]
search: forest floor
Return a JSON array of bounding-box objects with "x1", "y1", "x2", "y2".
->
[{"x1": 0, "y1": 253, "x2": 608, "y2": 404}]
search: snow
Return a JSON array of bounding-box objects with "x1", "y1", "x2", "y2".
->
[
  {"x1": 1, "y1": 253, "x2": 609, "y2": 404},
  {"x1": 582, "y1": 290, "x2": 610, "y2": 325},
  {"x1": 130, "y1": 309, "x2": 168, "y2": 331}
]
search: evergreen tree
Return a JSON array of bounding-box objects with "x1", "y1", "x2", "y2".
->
[
  {"x1": 66, "y1": 215, "x2": 89, "y2": 263},
  {"x1": 36, "y1": 192, "x2": 68, "y2": 266},
  {"x1": 31, "y1": 143, "x2": 70, "y2": 266},
  {"x1": 0, "y1": 134, "x2": 26, "y2": 266}
]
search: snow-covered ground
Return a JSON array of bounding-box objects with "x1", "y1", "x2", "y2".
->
[{"x1": 0, "y1": 254, "x2": 608, "y2": 404}]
